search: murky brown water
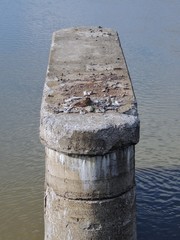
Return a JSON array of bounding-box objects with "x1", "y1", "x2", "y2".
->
[{"x1": 0, "y1": 0, "x2": 180, "y2": 239}]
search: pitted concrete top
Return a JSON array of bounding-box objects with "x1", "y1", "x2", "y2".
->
[{"x1": 40, "y1": 27, "x2": 139, "y2": 155}]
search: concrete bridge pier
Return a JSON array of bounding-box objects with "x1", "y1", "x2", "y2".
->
[{"x1": 40, "y1": 27, "x2": 140, "y2": 240}]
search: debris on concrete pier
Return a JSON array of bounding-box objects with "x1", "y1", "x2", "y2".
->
[{"x1": 40, "y1": 27, "x2": 140, "y2": 240}]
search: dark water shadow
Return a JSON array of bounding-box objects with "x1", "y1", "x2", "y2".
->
[{"x1": 136, "y1": 166, "x2": 180, "y2": 240}]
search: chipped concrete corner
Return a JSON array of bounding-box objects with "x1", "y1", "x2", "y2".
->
[{"x1": 40, "y1": 27, "x2": 139, "y2": 240}]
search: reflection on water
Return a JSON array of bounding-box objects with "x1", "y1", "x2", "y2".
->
[{"x1": 0, "y1": 0, "x2": 180, "y2": 239}]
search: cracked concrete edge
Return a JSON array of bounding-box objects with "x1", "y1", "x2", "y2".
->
[{"x1": 40, "y1": 111, "x2": 139, "y2": 155}]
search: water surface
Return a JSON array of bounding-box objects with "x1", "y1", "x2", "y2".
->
[{"x1": 0, "y1": 0, "x2": 180, "y2": 239}]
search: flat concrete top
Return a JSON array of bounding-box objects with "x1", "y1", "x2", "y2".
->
[{"x1": 40, "y1": 27, "x2": 139, "y2": 155}]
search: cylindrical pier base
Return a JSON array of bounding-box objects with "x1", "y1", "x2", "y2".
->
[
  {"x1": 44, "y1": 147, "x2": 136, "y2": 240},
  {"x1": 45, "y1": 186, "x2": 136, "y2": 240}
]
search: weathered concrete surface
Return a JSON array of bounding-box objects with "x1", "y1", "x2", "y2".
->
[
  {"x1": 40, "y1": 26, "x2": 139, "y2": 155},
  {"x1": 45, "y1": 186, "x2": 136, "y2": 240},
  {"x1": 45, "y1": 145, "x2": 135, "y2": 200},
  {"x1": 40, "y1": 27, "x2": 140, "y2": 240}
]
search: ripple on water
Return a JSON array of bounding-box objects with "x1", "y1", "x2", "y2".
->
[{"x1": 136, "y1": 166, "x2": 180, "y2": 240}]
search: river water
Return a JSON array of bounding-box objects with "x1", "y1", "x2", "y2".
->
[{"x1": 0, "y1": 0, "x2": 179, "y2": 239}]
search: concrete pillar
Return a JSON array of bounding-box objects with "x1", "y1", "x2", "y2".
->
[{"x1": 40, "y1": 27, "x2": 140, "y2": 240}]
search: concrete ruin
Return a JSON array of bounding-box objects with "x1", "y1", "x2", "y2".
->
[{"x1": 40, "y1": 27, "x2": 140, "y2": 240}]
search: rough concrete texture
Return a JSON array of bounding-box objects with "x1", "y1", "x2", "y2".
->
[
  {"x1": 45, "y1": 145, "x2": 135, "y2": 200},
  {"x1": 44, "y1": 186, "x2": 136, "y2": 240},
  {"x1": 40, "y1": 26, "x2": 140, "y2": 155},
  {"x1": 40, "y1": 27, "x2": 139, "y2": 240}
]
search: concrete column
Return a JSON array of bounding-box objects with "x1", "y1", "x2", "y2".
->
[{"x1": 40, "y1": 27, "x2": 140, "y2": 240}]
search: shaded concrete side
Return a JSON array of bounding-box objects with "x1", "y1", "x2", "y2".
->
[
  {"x1": 45, "y1": 146, "x2": 135, "y2": 200},
  {"x1": 44, "y1": 186, "x2": 136, "y2": 240}
]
